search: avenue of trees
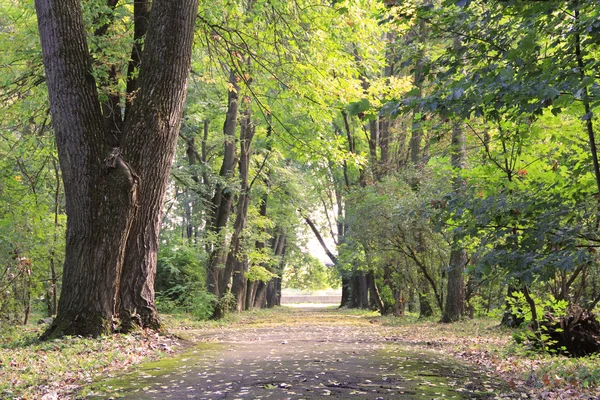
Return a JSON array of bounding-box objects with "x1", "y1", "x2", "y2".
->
[{"x1": 2, "y1": 0, "x2": 600, "y2": 352}]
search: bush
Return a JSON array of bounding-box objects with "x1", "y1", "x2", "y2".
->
[{"x1": 155, "y1": 244, "x2": 214, "y2": 320}]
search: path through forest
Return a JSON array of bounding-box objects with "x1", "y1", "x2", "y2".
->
[{"x1": 91, "y1": 307, "x2": 514, "y2": 399}]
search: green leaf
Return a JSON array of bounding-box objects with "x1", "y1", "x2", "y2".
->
[{"x1": 346, "y1": 99, "x2": 371, "y2": 116}]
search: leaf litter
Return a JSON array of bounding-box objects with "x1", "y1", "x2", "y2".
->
[{"x1": 88, "y1": 308, "x2": 517, "y2": 399}]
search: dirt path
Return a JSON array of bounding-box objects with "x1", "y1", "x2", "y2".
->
[{"x1": 89, "y1": 307, "x2": 514, "y2": 399}]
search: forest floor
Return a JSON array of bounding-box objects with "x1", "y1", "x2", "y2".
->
[{"x1": 2, "y1": 306, "x2": 600, "y2": 399}]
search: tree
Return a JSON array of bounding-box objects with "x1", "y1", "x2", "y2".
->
[{"x1": 35, "y1": 0, "x2": 198, "y2": 337}]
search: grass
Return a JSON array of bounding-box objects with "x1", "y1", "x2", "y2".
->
[
  {"x1": 0, "y1": 323, "x2": 180, "y2": 399},
  {"x1": 373, "y1": 313, "x2": 600, "y2": 397}
]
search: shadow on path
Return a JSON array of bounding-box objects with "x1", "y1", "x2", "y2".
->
[{"x1": 88, "y1": 307, "x2": 512, "y2": 399}]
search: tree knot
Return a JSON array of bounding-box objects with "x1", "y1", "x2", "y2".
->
[{"x1": 104, "y1": 147, "x2": 140, "y2": 189}]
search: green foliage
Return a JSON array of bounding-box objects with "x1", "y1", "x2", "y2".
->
[
  {"x1": 283, "y1": 253, "x2": 340, "y2": 292},
  {"x1": 449, "y1": 184, "x2": 596, "y2": 285},
  {"x1": 536, "y1": 354, "x2": 600, "y2": 390},
  {"x1": 216, "y1": 291, "x2": 237, "y2": 316},
  {"x1": 155, "y1": 245, "x2": 215, "y2": 320},
  {"x1": 247, "y1": 265, "x2": 277, "y2": 283},
  {"x1": 508, "y1": 292, "x2": 569, "y2": 354}
]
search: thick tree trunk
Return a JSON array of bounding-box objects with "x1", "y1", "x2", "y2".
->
[
  {"x1": 36, "y1": 0, "x2": 138, "y2": 338},
  {"x1": 350, "y1": 275, "x2": 359, "y2": 308},
  {"x1": 266, "y1": 277, "x2": 281, "y2": 308},
  {"x1": 253, "y1": 282, "x2": 268, "y2": 309},
  {"x1": 358, "y1": 271, "x2": 369, "y2": 308},
  {"x1": 36, "y1": 0, "x2": 198, "y2": 338},
  {"x1": 441, "y1": 248, "x2": 467, "y2": 322},
  {"x1": 118, "y1": 0, "x2": 197, "y2": 332},
  {"x1": 340, "y1": 276, "x2": 351, "y2": 307}
]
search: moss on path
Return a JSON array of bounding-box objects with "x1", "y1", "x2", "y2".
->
[{"x1": 85, "y1": 307, "x2": 514, "y2": 399}]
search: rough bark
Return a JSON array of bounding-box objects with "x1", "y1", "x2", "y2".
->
[
  {"x1": 36, "y1": 0, "x2": 138, "y2": 338},
  {"x1": 266, "y1": 276, "x2": 281, "y2": 308},
  {"x1": 253, "y1": 282, "x2": 268, "y2": 309},
  {"x1": 36, "y1": 0, "x2": 198, "y2": 338},
  {"x1": 118, "y1": 0, "x2": 197, "y2": 332},
  {"x1": 358, "y1": 272, "x2": 369, "y2": 309}
]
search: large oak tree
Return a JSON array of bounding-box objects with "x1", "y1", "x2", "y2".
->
[{"x1": 35, "y1": 0, "x2": 198, "y2": 337}]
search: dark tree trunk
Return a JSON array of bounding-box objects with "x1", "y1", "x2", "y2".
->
[
  {"x1": 36, "y1": 0, "x2": 137, "y2": 338},
  {"x1": 366, "y1": 271, "x2": 384, "y2": 313},
  {"x1": 118, "y1": 0, "x2": 197, "y2": 332},
  {"x1": 254, "y1": 282, "x2": 268, "y2": 309},
  {"x1": 245, "y1": 280, "x2": 258, "y2": 311},
  {"x1": 356, "y1": 274, "x2": 366, "y2": 308},
  {"x1": 441, "y1": 119, "x2": 467, "y2": 323},
  {"x1": 266, "y1": 277, "x2": 281, "y2": 308},
  {"x1": 36, "y1": 0, "x2": 198, "y2": 338},
  {"x1": 349, "y1": 276, "x2": 359, "y2": 308},
  {"x1": 206, "y1": 71, "x2": 239, "y2": 300},
  {"x1": 227, "y1": 109, "x2": 255, "y2": 312},
  {"x1": 340, "y1": 276, "x2": 351, "y2": 307}
]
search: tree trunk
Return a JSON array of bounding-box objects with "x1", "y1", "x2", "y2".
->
[
  {"x1": 37, "y1": 0, "x2": 137, "y2": 338},
  {"x1": 441, "y1": 248, "x2": 467, "y2": 322},
  {"x1": 367, "y1": 271, "x2": 385, "y2": 313},
  {"x1": 36, "y1": 0, "x2": 198, "y2": 338},
  {"x1": 206, "y1": 71, "x2": 239, "y2": 300},
  {"x1": 117, "y1": 0, "x2": 198, "y2": 332},
  {"x1": 266, "y1": 235, "x2": 286, "y2": 308},
  {"x1": 266, "y1": 277, "x2": 281, "y2": 308},
  {"x1": 358, "y1": 271, "x2": 369, "y2": 308},
  {"x1": 441, "y1": 118, "x2": 467, "y2": 323},
  {"x1": 226, "y1": 108, "x2": 255, "y2": 312},
  {"x1": 350, "y1": 275, "x2": 359, "y2": 308},
  {"x1": 254, "y1": 282, "x2": 268, "y2": 309},
  {"x1": 340, "y1": 276, "x2": 351, "y2": 307},
  {"x1": 245, "y1": 280, "x2": 257, "y2": 311}
]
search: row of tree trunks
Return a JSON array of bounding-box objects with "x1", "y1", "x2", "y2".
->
[
  {"x1": 36, "y1": 0, "x2": 199, "y2": 338},
  {"x1": 244, "y1": 233, "x2": 286, "y2": 311}
]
